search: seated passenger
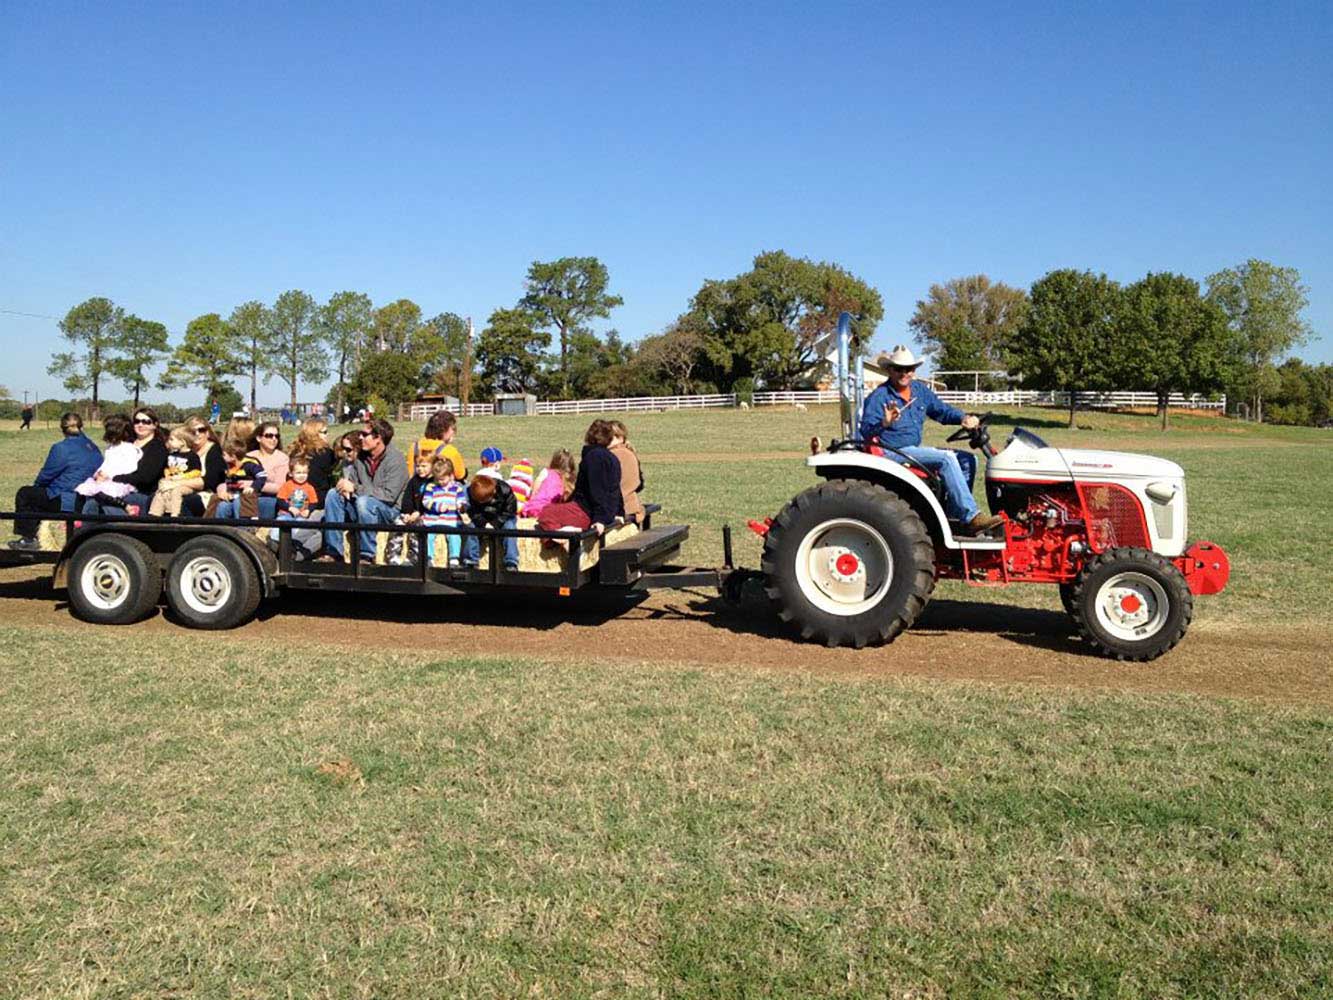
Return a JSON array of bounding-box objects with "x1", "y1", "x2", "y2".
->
[
  {"x1": 148, "y1": 426, "x2": 205, "y2": 516},
  {"x1": 80, "y1": 407, "x2": 169, "y2": 517},
  {"x1": 858, "y1": 346, "x2": 1001, "y2": 535},
  {"x1": 8, "y1": 411, "x2": 102, "y2": 550},
  {"x1": 385, "y1": 455, "x2": 434, "y2": 565},
  {"x1": 207, "y1": 440, "x2": 265, "y2": 518},
  {"x1": 536, "y1": 419, "x2": 624, "y2": 539},
  {"x1": 269, "y1": 456, "x2": 322, "y2": 558},
  {"x1": 247, "y1": 421, "x2": 289, "y2": 521},
  {"x1": 409, "y1": 411, "x2": 467, "y2": 482},
  {"x1": 319, "y1": 418, "x2": 407, "y2": 562},
  {"x1": 75, "y1": 414, "x2": 142, "y2": 512},
  {"x1": 608, "y1": 420, "x2": 645, "y2": 525},
  {"x1": 461, "y1": 468, "x2": 519, "y2": 571},
  {"x1": 419, "y1": 456, "x2": 466, "y2": 566},
  {"x1": 523, "y1": 448, "x2": 576, "y2": 520}
]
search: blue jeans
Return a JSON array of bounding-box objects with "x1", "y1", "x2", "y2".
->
[
  {"x1": 81, "y1": 492, "x2": 151, "y2": 518},
  {"x1": 323, "y1": 491, "x2": 399, "y2": 559},
  {"x1": 461, "y1": 517, "x2": 519, "y2": 568},
  {"x1": 899, "y1": 446, "x2": 979, "y2": 522}
]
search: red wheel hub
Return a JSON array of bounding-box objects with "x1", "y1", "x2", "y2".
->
[
  {"x1": 1119, "y1": 593, "x2": 1142, "y2": 614},
  {"x1": 835, "y1": 553, "x2": 860, "y2": 577}
]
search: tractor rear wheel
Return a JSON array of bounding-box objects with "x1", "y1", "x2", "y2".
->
[
  {"x1": 1069, "y1": 548, "x2": 1193, "y2": 661},
  {"x1": 762, "y1": 480, "x2": 935, "y2": 648}
]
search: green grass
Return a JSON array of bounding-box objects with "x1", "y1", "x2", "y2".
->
[
  {"x1": 7, "y1": 405, "x2": 1330, "y2": 623},
  {"x1": 1, "y1": 627, "x2": 1330, "y2": 998}
]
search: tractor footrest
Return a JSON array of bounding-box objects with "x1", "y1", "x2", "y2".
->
[{"x1": 599, "y1": 524, "x2": 689, "y2": 585}]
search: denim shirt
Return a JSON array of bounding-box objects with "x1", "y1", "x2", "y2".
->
[
  {"x1": 34, "y1": 433, "x2": 103, "y2": 497},
  {"x1": 858, "y1": 381, "x2": 965, "y2": 449}
]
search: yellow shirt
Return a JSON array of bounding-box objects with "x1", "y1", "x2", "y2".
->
[{"x1": 410, "y1": 437, "x2": 466, "y2": 480}]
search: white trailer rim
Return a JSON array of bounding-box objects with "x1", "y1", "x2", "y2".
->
[
  {"x1": 178, "y1": 555, "x2": 233, "y2": 615},
  {"x1": 794, "y1": 517, "x2": 893, "y2": 617},
  {"x1": 1094, "y1": 571, "x2": 1169, "y2": 641},
  {"x1": 81, "y1": 554, "x2": 131, "y2": 611}
]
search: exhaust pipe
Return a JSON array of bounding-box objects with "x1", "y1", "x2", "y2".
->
[{"x1": 836, "y1": 311, "x2": 863, "y2": 441}]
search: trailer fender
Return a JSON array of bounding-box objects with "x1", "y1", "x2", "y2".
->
[
  {"x1": 53, "y1": 524, "x2": 278, "y2": 597},
  {"x1": 806, "y1": 452, "x2": 967, "y2": 548}
]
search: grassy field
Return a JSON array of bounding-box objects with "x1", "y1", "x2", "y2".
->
[
  {"x1": 2, "y1": 627, "x2": 1331, "y2": 998},
  {"x1": 5, "y1": 404, "x2": 1331, "y2": 624}
]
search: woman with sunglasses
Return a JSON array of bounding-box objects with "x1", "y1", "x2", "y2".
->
[
  {"x1": 287, "y1": 418, "x2": 336, "y2": 499},
  {"x1": 179, "y1": 417, "x2": 225, "y2": 517},
  {"x1": 80, "y1": 407, "x2": 169, "y2": 517},
  {"x1": 246, "y1": 421, "x2": 289, "y2": 520}
]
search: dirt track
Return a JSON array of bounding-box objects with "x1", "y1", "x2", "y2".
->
[{"x1": 0, "y1": 565, "x2": 1327, "y2": 705}]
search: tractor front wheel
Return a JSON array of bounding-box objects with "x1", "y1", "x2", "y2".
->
[
  {"x1": 762, "y1": 480, "x2": 935, "y2": 648},
  {"x1": 1069, "y1": 548, "x2": 1193, "y2": 661}
]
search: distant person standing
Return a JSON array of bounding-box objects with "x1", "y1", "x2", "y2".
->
[
  {"x1": 19, "y1": 404, "x2": 34, "y2": 430},
  {"x1": 210, "y1": 398, "x2": 221, "y2": 424}
]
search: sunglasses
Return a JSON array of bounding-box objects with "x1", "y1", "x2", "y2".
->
[
  {"x1": 358, "y1": 430, "x2": 376, "y2": 439},
  {"x1": 133, "y1": 417, "x2": 156, "y2": 425},
  {"x1": 260, "y1": 432, "x2": 279, "y2": 439}
]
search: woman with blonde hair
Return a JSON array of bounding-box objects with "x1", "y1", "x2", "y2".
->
[
  {"x1": 288, "y1": 417, "x2": 336, "y2": 499},
  {"x1": 179, "y1": 416, "x2": 225, "y2": 516}
]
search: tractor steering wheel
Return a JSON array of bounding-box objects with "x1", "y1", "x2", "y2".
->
[{"x1": 946, "y1": 411, "x2": 993, "y2": 449}]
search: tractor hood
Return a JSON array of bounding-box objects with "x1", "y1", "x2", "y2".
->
[{"x1": 990, "y1": 433, "x2": 1185, "y2": 483}]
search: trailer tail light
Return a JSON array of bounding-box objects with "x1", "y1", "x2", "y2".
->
[
  {"x1": 1076, "y1": 482, "x2": 1150, "y2": 551},
  {"x1": 747, "y1": 518, "x2": 773, "y2": 537}
]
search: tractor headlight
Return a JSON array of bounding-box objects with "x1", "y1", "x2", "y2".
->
[{"x1": 1145, "y1": 481, "x2": 1178, "y2": 504}]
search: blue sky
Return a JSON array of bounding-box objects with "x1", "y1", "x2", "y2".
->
[{"x1": 2, "y1": 1, "x2": 1330, "y2": 406}]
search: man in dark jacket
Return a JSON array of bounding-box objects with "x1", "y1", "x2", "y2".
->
[
  {"x1": 9, "y1": 412, "x2": 101, "y2": 549},
  {"x1": 461, "y1": 468, "x2": 520, "y2": 570}
]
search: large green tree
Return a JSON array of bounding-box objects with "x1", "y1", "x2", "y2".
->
[
  {"x1": 1115, "y1": 273, "x2": 1236, "y2": 429},
  {"x1": 349, "y1": 351, "x2": 420, "y2": 413},
  {"x1": 474, "y1": 308, "x2": 550, "y2": 396},
  {"x1": 265, "y1": 290, "x2": 327, "y2": 408},
  {"x1": 414, "y1": 311, "x2": 470, "y2": 398},
  {"x1": 159, "y1": 313, "x2": 244, "y2": 401},
  {"x1": 371, "y1": 299, "x2": 423, "y2": 353},
  {"x1": 229, "y1": 300, "x2": 273, "y2": 414},
  {"x1": 908, "y1": 275, "x2": 1029, "y2": 384},
  {"x1": 635, "y1": 322, "x2": 707, "y2": 395},
  {"x1": 520, "y1": 257, "x2": 623, "y2": 397},
  {"x1": 1007, "y1": 269, "x2": 1120, "y2": 428},
  {"x1": 318, "y1": 291, "x2": 374, "y2": 419},
  {"x1": 685, "y1": 251, "x2": 883, "y2": 390},
  {"x1": 1205, "y1": 259, "x2": 1312, "y2": 423},
  {"x1": 107, "y1": 314, "x2": 170, "y2": 408},
  {"x1": 47, "y1": 297, "x2": 124, "y2": 417}
]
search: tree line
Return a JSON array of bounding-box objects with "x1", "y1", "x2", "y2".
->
[
  {"x1": 40, "y1": 252, "x2": 1322, "y2": 428},
  {"x1": 908, "y1": 259, "x2": 1318, "y2": 427}
]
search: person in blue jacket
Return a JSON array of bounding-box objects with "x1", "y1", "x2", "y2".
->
[
  {"x1": 858, "y1": 345, "x2": 1002, "y2": 535},
  {"x1": 8, "y1": 411, "x2": 102, "y2": 549}
]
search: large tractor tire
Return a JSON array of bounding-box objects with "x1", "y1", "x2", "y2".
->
[
  {"x1": 1069, "y1": 547, "x2": 1193, "y2": 661},
  {"x1": 165, "y1": 536, "x2": 262, "y2": 630},
  {"x1": 761, "y1": 480, "x2": 935, "y2": 648},
  {"x1": 67, "y1": 534, "x2": 163, "y2": 625}
]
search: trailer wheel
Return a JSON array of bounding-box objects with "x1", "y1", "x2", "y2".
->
[
  {"x1": 1070, "y1": 548, "x2": 1193, "y2": 661},
  {"x1": 762, "y1": 480, "x2": 935, "y2": 648},
  {"x1": 165, "y1": 537, "x2": 261, "y2": 630},
  {"x1": 67, "y1": 534, "x2": 162, "y2": 625}
]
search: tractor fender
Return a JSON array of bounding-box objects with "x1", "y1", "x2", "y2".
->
[
  {"x1": 806, "y1": 452, "x2": 966, "y2": 548},
  {"x1": 53, "y1": 522, "x2": 278, "y2": 597}
]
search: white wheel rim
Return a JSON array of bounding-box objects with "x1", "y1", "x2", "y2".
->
[
  {"x1": 80, "y1": 554, "x2": 131, "y2": 611},
  {"x1": 1094, "y1": 571, "x2": 1169, "y2": 642},
  {"x1": 178, "y1": 555, "x2": 233, "y2": 616},
  {"x1": 794, "y1": 518, "x2": 893, "y2": 617}
]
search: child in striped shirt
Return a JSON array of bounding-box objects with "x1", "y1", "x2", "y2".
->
[{"x1": 420, "y1": 455, "x2": 466, "y2": 566}]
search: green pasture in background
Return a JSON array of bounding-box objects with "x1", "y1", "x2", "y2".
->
[{"x1": 3, "y1": 404, "x2": 1330, "y2": 624}]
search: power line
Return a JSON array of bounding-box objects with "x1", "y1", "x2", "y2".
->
[{"x1": 0, "y1": 308, "x2": 61, "y2": 321}]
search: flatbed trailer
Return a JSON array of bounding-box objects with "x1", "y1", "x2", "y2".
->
[{"x1": 0, "y1": 506, "x2": 746, "y2": 629}]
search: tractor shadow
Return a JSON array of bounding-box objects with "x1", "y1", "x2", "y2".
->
[{"x1": 681, "y1": 582, "x2": 1092, "y2": 657}]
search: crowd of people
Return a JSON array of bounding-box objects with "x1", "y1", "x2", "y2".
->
[{"x1": 8, "y1": 408, "x2": 648, "y2": 566}]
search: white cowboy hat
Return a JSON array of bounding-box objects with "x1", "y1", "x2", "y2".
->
[{"x1": 873, "y1": 345, "x2": 923, "y2": 369}]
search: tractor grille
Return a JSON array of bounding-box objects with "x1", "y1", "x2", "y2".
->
[{"x1": 1076, "y1": 483, "x2": 1150, "y2": 551}]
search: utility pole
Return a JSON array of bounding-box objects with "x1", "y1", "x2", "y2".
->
[{"x1": 461, "y1": 316, "x2": 473, "y2": 410}]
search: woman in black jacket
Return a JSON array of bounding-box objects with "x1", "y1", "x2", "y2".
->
[
  {"x1": 180, "y1": 416, "x2": 225, "y2": 516},
  {"x1": 81, "y1": 406, "x2": 169, "y2": 516},
  {"x1": 535, "y1": 419, "x2": 624, "y2": 536}
]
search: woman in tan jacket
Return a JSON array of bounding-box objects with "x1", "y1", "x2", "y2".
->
[{"x1": 608, "y1": 420, "x2": 645, "y2": 525}]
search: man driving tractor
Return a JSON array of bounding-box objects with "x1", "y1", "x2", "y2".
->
[{"x1": 858, "y1": 345, "x2": 1003, "y2": 535}]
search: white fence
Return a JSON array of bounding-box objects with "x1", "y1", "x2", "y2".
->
[{"x1": 404, "y1": 388, "x2": 1224, "y2": 422}]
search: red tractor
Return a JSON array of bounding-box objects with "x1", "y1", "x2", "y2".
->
[{"x1": 756, "y1": 315, "x2": 1230, "y2": 661}]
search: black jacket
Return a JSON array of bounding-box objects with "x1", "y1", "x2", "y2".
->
[
  {"x1": 466, "y1": 475, "x2": 518, "y2": 528},
  {"x1": 571, "y1": 445, "x2": 624, "y2": 525},
  {"x1": 113, "y1": 437, "x2": 168, "y2": 495},
  {"x1": 200, "y1": 443, "x2": 226, "y2": 491},
  {"x1": 398, "y1": 474, "x2": 432, "y2": 517}
]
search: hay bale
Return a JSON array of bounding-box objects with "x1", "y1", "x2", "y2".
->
[
  {"x1": 36, "y1": 519, "x2": 66, "y2": 552},
  {"x1": 477, "y1": 519, "x2": 638, "y2": 573}
]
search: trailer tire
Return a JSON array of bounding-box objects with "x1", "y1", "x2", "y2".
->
[
  {"x1": 165, "y1": 536, "x2": 261, "y2": 630},
  {"x1": 1070, "y1": 547, "x2": 1193, "y2": 661},
  {"x1": 67, "y1": 534, "x2": 162, "y2": 625},
  {"x1": 762, "y1": 480, "x2": 935, "y2": 648}
]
